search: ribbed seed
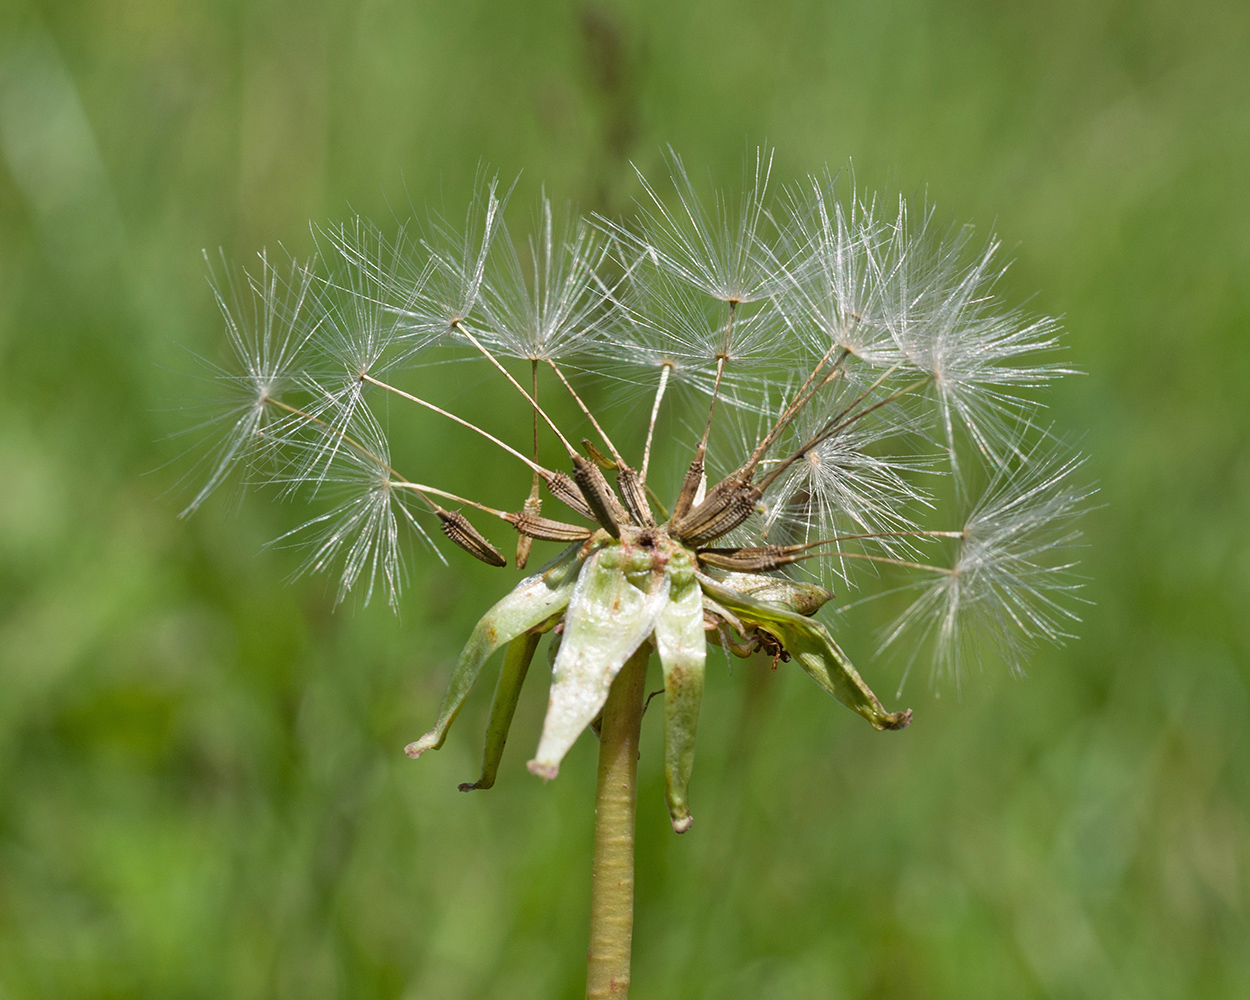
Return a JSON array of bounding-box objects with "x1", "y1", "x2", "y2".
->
[
  {"x1": 438, "y1": 510, "x2": 507, "y2": 567},
  {"x1": 695, "y1": 545, "x2": 795, "y2": 572},
  {"x1": 542, "y1": 470, "x2": 595, "y2": 521},
  {"x1": 615, "y1": 465, "x2": 654, "y2": 527},
  {"x1": 572, "y1": 455, "x2": 623, "y2": 537},
  {"x1": 507, "y1": 512, "x2": 594, "y2": 541},
  {"x1": 670, "y1": 478, "x2": 761, "y2": 546},
  {"x1": 670, "y1": 455, "x2": 705, "y2": 521}
]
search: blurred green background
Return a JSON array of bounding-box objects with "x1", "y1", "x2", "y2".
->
[{"x1": 2, "y1": 1, "x2": 1248, "y2": 997}]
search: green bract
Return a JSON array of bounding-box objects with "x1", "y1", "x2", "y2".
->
[{"x1": 406, "y1": 524, "x2": 910, "y2": 833}]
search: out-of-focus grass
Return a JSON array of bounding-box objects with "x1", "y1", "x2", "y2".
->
[{"x1": 1, "y1": 1, "x2": 1247, "y2": 997}]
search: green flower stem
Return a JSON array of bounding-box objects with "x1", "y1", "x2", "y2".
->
[{"x1": 586, "y1": 644, "x2": 650, "y2": 999}]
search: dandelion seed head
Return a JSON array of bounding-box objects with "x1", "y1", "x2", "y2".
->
[
  {"x1": 598, "y1": 261, "x2": 791, "y2": 406},
  {"x1": 873, "y1": 203, "x2": 1070, "y2": 473},
  {"x1": 760, "y1": 391, "x2": 935, "y2": 581},
  {"x1": 299, "y1": 218, "x2": 421, "y2": 452},
  {"x1": 184, "y1": 151, "x2": 1088, "y2": 688}
]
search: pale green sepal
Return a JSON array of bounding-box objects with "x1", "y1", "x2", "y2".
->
[
  {"x1": 459, "y1": 630, "x2": 543, "y2": 791},
  {"x1": 715, "y1": 572, "x2": 834, "y2": 617},
  {"x1": 528, "y1": 546, "x2": 670, "y2": 779},
  {"x1": 698, "y1": 573, "x2": 912, "y2": 731},
  {"x1": 654, "y1": 549, "x2": 706, "y2": 833},
  {"x1": 405, "y1": 542, "x2": 587, "y2": 759}
]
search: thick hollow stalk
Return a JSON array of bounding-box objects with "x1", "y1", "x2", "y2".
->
[{"x1": 586, "y1": 644, "x2": 650, "y2": 999}]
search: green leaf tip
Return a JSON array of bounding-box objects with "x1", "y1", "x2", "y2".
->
[
  {"x1": 698, "y1": 572, "x2": 913, "y2": 732},
  {"x1": 405, "y1": 542, "x2": 588, "y2": 760},
  {"x1": 458, "y1": 630, "x2": 544, "y2": 791}
]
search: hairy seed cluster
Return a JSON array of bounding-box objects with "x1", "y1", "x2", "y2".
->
[{"x1": 183, "y1": 149, "x2": 1090, "y2": 703}]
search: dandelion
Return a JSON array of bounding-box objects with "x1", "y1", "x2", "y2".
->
[
  {"x1": 758, "y1": 387, "x2": 935, "y2": 554},
  {"x1": 876, "y1": 199, "x2": 1070, "y2": 478},
  {"x1": 601, "y1": 265, "x2": 792, "y2": 405},
  {"x1": 293, "y1": 218, "x2": 419, "y2": 483},
  {"x1": 183, "y1": 151, "x2": 1088, "y2": 998}
]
